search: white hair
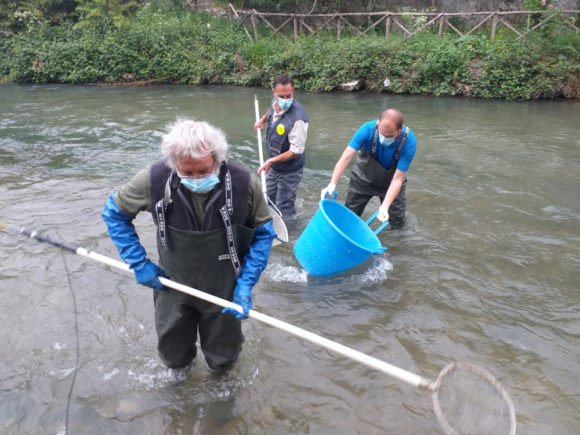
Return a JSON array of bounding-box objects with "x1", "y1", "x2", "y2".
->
[{"x1": 161, "y1": 119, "x2": 228, "y2": 169}]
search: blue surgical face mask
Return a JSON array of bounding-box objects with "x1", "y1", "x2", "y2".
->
[
  {"x1": 379, "y1": 134, "x2": 395, "y2": 146},
  {"x1": 180, "y1": 173, "x2": 220, "y2": 193},
  {"x1": 277, "y1": 97, "x2": 293, "y2": 111}
]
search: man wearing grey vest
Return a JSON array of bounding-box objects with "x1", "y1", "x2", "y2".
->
[{"x1": 255, "y1": 74, "x2": 309, "y2": 216}]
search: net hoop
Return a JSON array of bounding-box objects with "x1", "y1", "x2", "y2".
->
[{"x1": 431, "y1": 361, "x2": 517, "y2": 435}]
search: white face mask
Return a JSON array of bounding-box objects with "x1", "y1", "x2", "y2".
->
[{"x1": 379, "y1": 134, "x2": 395, "y2": 146}]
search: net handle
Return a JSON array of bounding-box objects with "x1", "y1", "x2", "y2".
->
[
  {"x1": 2, "y1": 224, "x2": 518, "y2": 435},
  {"x1": 431, "y1": 361, "x2": 517, "y2": 435},
  {"x1": 2, "y1": 223, "x2": 431, "y2": 390}
]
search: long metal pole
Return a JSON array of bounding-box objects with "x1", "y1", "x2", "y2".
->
[
  {"x1": 4, "y1": 224, "x2": 434, "y2": 391},
  {"x1": 254, "y1": 94, "x2": 269, "y2": 202},
  {"x1": 254, "y1": 95, "x2": 288, "y2": 245}
]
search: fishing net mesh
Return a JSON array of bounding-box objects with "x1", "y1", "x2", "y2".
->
[{"x1": 431, "y1": 362, "x2": 516, "y2": 435}]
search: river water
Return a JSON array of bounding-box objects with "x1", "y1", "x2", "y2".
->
[{"x1": 0, "y1": 84, "x2": 578, "y2": 434}]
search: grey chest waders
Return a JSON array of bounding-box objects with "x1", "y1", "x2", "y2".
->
[{"x1": 351, "y1": 124, "x2": 409, "y2": 196}]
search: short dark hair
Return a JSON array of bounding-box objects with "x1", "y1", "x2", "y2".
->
[{"x1": 273, "y1": 74, "x2": 294, "y2": 88}]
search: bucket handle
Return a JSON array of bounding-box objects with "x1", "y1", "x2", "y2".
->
[
  {"x1": 365, "y1": 211, "x2": 390, "y2": 235},
  {"x1": 324, "y1": 191, "x2": 338, "y2": 200}
]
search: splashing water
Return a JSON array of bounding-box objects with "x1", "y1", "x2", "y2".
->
[
  {"x1": 263, "y1": 255, "x2": 392, "y2": 284},
  {"x1": 264, "y1": 263, "x2": 308, "y2": 283}
]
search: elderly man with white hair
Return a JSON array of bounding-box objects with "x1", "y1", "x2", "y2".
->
[{"x1": 102, "y1": 119, "x2": 276, "y2": 371}]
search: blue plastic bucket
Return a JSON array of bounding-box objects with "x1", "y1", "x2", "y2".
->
[{"x1": 293, "y1": 199, "x2": 388, "y2": 277}]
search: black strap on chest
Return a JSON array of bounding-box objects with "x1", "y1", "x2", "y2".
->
[
  {"x1": 154, "y1": 171, "x2": 174, "y2": 250},
  {"x1": 371, "y1": 123, "x2": 409, "y2": 166},
  {"x1": 370, "y1": 122, "x2": 380, "y2": 157},
  {"x1": 218, "y1": 205, "x2": 241, "y2": 277},
  {"x1": 224, "y1": 165, "x2": 234, "y2": 215},
  {"x1": 219, "y1": 162, "x2": 241, "y2": 276}
]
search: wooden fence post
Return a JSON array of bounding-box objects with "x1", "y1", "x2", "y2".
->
[
  {"x1": 337, "y1": 17, "x2": 341, "y2": 40},
  {"x1": 438, "y1": 15, "x2": 445, "y2": 38},
  {"x1": 385, "y1": 14, "x2": 391, "y2": 39},
  {"x1": 228, "y1": 3, "x2": 254, "y2": 42},
  {"x1": 251, "y1": 11, "x2": 258, "y2": 41},
  {"x1": 293, "y1": 15, "x2": 298, "y2": 42},
  {"x1": 491, "y1": 13, "x2": 498, "y2": 41}
]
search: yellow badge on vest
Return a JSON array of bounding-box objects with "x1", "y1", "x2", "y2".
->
[{"x1": 276, "y1": 124, "x2": 285, "y2": 135}]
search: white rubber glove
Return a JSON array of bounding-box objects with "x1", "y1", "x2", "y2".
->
[
  {"x1": 320, "y1": 182, "x2": 336, "y2": 199},
  {"x1": 377, "y1": 204, "x2": 389, "y2": 223}
]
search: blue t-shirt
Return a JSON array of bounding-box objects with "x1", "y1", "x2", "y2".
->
[{"x1": 348, "y1": 120, "x2": 417, "y2": 172}]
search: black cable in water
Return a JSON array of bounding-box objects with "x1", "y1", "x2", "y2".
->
[{"x1": 58, "y1": 240, "x2": 80, "y2": 435}]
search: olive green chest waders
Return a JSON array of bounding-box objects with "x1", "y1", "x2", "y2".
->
[
  {"x1": 150, "y1": 159, "x2": 255, "y2": 370},
  {"x1": 155, "y1": 226, "x2": 254, "y2": 370},
  {"x1": 345, "y1": 125, "x2": 409, "y2": 228}
]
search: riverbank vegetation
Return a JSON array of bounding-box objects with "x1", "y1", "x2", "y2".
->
[{"x1": 1, "y1": 0, "x2": 579, "y2": 99}]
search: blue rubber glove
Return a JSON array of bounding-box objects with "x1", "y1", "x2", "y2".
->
[
  {"x1": 102, "y1": 193, "x2": 165, "y2": 290},
  {"x1": 226, "y1": 283, "x2": 253, "y2": 320},
  {"x1": 133, "y1": 259, "x2": 165, "y2": 289},
  {"x1": 223, "y1": 220, "x2": 276, "y2": 319}
]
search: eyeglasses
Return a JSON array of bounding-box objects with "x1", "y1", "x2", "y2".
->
[{"x1": 175, "y1": 164, "x2": 216, "y2": 179}]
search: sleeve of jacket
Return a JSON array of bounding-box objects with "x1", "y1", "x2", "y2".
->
[{"x1": 101, "y1": 193, "x2": 149, "y2": 268}]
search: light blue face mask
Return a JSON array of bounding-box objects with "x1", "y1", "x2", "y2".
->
[
  {"x1": 277, "y1": 97, "x2": 293, "y2": 111},
  {"x1": 379, "y1": 133, "x2": 395, "y2": 146},
  {"x1": 180, "y1": 173, "x2": 220, "y2": 193}
]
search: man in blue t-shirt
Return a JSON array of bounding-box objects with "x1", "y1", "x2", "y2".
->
[{"x1": 321, "y1": 109, "x2": 417, "y2": 228}]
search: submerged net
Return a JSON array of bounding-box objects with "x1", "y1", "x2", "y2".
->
[{"x1": 431, "y1": 362, "x2": 516, "y2": 435}]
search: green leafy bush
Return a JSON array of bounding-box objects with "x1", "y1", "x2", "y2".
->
[{"x1": 1, "y1": 2, "x2": 578, "y2": 99}]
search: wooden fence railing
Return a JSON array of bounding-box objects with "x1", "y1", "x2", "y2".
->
[{"x1": 226, "y1": 4, "x2": 580, "y2": 43}]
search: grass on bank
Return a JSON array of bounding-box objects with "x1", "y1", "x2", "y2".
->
[{"x1": 1, "y1": 2, "x2": 579, "y2": 100}]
